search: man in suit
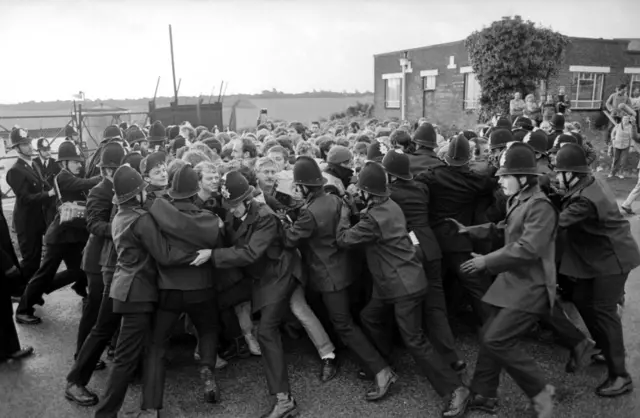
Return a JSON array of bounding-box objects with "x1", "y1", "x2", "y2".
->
[
  {"x1": 33, "y1": 137, "x2": 61, "y2": 226},
  {"x1": 5, "y1": 128, "x2": 56, "y2": 288},
  {"x1": 15, "y1": 141, "x2": 101, "y2": 325},
  {"x1": 191, "y1": 170, "x2": 304, "y2": 418},
  {"x1": 455, "y1": 143, "x2": 557, "y2": 417}
]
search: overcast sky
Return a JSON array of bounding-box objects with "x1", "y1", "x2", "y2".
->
[{"x1": 1, "y1": 0, "x2": 637, "y2": 104}]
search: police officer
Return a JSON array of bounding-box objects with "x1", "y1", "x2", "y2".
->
[
  {"x1": 33, "y1": 137, "x2": 60, "y2": 226},
  {"x1": 454, "y1": 143, "x2": 557, "y2": 417},
  {"x1": 417, "y1": 134, "x2": 495, "y2": 324},
  {"x1": 554, "y1": 144, "x2": 640, "y2": 397},
  {"x1": 147, "y1": 120, "x2": 167, "y2": 153},
  {"x1": 85, "y1": 125, "x2": 129, "y2": 178},
  {"x1": 382, "y1": 150, "x2": 465, "y2": 373},
  {"x1": 408, "y1": 122, "x2": 444, "y2": 175},
  {"x1": 76, "y1": 143, "x2": 125, "y2": 364},
  {"x1": 126, "y1": 127, "x2": 149, "y2": 156},
  {"x1": 143, "y1": 165, "x2": 224, "y2": 409},
  {"x1": 93, "y1": 165, "x2": 197, "y2": 417},
  {"x1": 337, "y1": 162, "x2": 471, "y2": 417},
  {"x1": 191, "y1": 170, "x2": 304, "y2": 418},
  {"x1": 15, "y1": 141, "x2": 101, "y2": 325},
  {"x1": 5, "y1": 127, "x2": 56, "y2": 285},
  {"x1": 282, "y1": 156, "x2": 390, "y2": 384}
]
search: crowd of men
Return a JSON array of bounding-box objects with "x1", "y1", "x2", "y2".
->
[{"x1": 1, "y1": 109, "x2": 638, "y2": 418}]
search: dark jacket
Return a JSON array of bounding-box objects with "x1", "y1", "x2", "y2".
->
[
  {"x1": 110, "y1": 203, "x2": 196, "y2": 306},
  {"x1": 408, "y1": 147, "x2": 444, "y2": 175},
  {"x1": 0, "y1": 190, "x2": 20, "y2": 271},
  {"x1": 81, "y1": 178, "x2": 114, "y2": 274},
  {"x1": 143, "y1": 184, "x2": 168, "y2": 210},
  {"x1": 43, "y1": 169, "x2": 101, "y2": 245},
  {"x1": 558, "y1": 176, "x2": 640, "y2": 278},
  {"x1": 213, "y1": 201, "x2": 303, "y2": 312},
  {"x1": 417, "y1": 164, "x2": 494, "y2": 252},
  {"x1": 466, "y1": 185, "x2": 558, "y2": 314},
  {"x1": 148, "y1": 199, "x2": 219, "y2": 292},
  {"x1": 336, "y1": 198, "x2": 427, "y2": 302},
  {"x1": 33, "y1": 156, "x2": 60, "y2": 226},
  {"x1": 6, "y1": 158, "x2": 52, "y2": 239},
  {"x1": 389, "y1": 179, "x2": 442, "y2": 262},
  {"x1": 283, "y1": 189, "x2": 352, "y2": 292}
]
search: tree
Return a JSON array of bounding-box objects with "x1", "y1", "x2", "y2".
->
[{"x1": 464, "y1": 16, "x2": 570, "y2": 122}]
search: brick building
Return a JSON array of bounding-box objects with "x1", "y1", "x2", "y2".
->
[{"x1": 373, "y1": 37, "x2": 640, "y2": 133}]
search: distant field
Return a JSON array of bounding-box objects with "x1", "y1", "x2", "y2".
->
[{"x1": 0, "y1": 95, "x2": 374, "y2": 131}]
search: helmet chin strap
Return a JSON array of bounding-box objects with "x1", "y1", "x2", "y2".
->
[{"x1": 561, "y1": 172, "x2": 579, "y2": 189}]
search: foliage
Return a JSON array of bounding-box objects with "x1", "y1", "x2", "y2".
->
[
  {"x1": 330, "y1": 101, "x2": 374, "y2": 120},
  {"x1": 464, "y1": 16, "x2": 570, "y2": 122}
]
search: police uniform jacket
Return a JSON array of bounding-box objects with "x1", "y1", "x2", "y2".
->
[
  {"x1": 408, "y1": 148, "x2": 444, "y2": 175},
  {"x1": 6, "y1": 158, "x2": 52, "y2": 239},
  {"x1": 283, "y1": 189, "x2": 352, "y2": 292},
  {"x1": 33, "y1": 156, "x2": 60, "y2": 225},
  {"x1": 110, "y1": 202, "x2": 196, "y2": 311},
  {"x1": 81, "y1": 178, "x2": 114, "y2": 274},
  {"x1": 417, "y1": 164, "x2": 494, "y2": 253},
  {"x1": 44, "y1": 169, "x2": 101, "y2": 245},
  {"x1": 336, "y1": 198, "x2": 427, "y2": 302},
  {"x1": 0, "y1": 191, "x2": 19, "y2": 271},
  {"x1": 213, "y1": 201, "x2": 303, "y2": 312},
  {"x1": 148, "y1": 198, "x2": 219, "y2": 292},
  {"x1": 389, "y1": 179, "x2": 442, "y2": 262},
  {"x1": 143, "y1": 184, "x2": 168, "y2": 210},
  {"x1": 558, "y1": 176, "x2": 640, "y2": 278},
  {"x1": 466, "y1": 184, "x2": 558, "y2": 314}
]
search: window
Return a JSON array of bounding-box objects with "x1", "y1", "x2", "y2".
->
[
  {"x1": 464, "y1": 73, "x2": 481, "y2": 110},
  {"x1": 421, "y1": 69, "x2": 437, "y2": 91},
  {"x1": 631, "y1": 74, "x2": 640, "y2": 96},
  {"x1": 571, "y1": 72, "x2": 605, "y2": 109},
  {"x1": 384, "y1": 78, "x2": 401, "y2": 109}
]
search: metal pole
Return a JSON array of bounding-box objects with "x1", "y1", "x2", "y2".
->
[
  {"x1": 78, "y1": 104, "x2": 84, "y2": 149},
  {"x1": 401, "y1": 68, "x2": 406, "y2": 121},
  {"x1": 169, "y1": 25, "x2": 178, "y2": 105}
]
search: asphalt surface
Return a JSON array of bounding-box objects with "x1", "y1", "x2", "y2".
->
[{"x1": 2, "y1": 181, "x2": 640, "y2": 417}]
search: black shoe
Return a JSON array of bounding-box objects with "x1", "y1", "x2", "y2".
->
[
  {"x1": 15, "y1": 313, "x2": 42, "y2": 325},
  {"x1": 467, "y1": 393, "x2": 499, "y2": 414},
  {"x1": 95, "y1": 360, "x2": 107, "y2": 371},
  {"x1": 260, "y1": 395, "x2": 298, "y2": 418},
  {"x1": 566, "y1": 338, "x2": 595, "y2": 373},
  {"x1": 200, "y1": 367, "x2": 220, "y2": 403},
  {"x1": 596, "y1": 375, "x2": 633, "y2": 397},
  {"x1": 64, "y1": 383, "x2": 99, "y2": 407},
  {"x1": 442, "y1": 386, "x2": 471, "y2": 417},
  {"x1": 357, "y1": 368, "x2": 374, "y2": 381},
  {"x1": 450, "y1": 360, "x2": 467, "y2": 373},
  {"x1": 71, "y1": 284, "x2": 88, "y2": 298},
  {"x1": 365, "y1": 369, "x2": 398, "y2": 401},
  {"x1": 320, "y1": 358, "x2": 338, "y2": 382},
  {"x1": 220, "y1": 337, "x2": 251, "y2": 360}
]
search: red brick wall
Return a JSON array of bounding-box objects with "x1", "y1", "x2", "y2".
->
[{"x1": 374, "y1": 37, "x2": 640, "y2": 134}]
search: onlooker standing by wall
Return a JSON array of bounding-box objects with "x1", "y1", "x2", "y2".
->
[
  {"x1": 556, "y1": 87, "x2": 571, "y2": 116},
  {"x1": 542, "y1": 94, "x2": 556, "y2": 122},
  {"x1": 630, "y1": 87, "x2": 640, "y2": 127},
  {"x1": 509, "y1": 92, "x2": 526, "y2": 122},
  {"x1": 609, "y1": 115, "x2": 639, "y2": 179},
  {"x1": 523, "y1": 93, "x2": 542, "y2": 126}
]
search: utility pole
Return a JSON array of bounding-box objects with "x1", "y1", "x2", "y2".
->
[{"x1": 169, "y1": 25, "x2": 178, "y2": 105}]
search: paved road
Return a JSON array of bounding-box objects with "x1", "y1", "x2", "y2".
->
[{"x1": 1, "y1": 212, "x2": 640, "y2": 417}]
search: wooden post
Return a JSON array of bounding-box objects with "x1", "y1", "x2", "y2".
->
[{"x1": 169, "y1": 25, "x2": 178, "y2": 106}]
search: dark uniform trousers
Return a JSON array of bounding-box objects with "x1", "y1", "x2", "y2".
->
[
  {"x1": 423, "y1": 259, "x2": 459, "y2": 364},
  {"x1": 95, "y1": 311, "x2": 153, "y2": 418},
  {"x1": 0, "y1": 272, "x2": 21, "y2": 360},
  {"x1": 321, "y1": 287, "x2": 387, "y2": 375},
  {"x1": 360, "y1": 295, "x2": 461, "y2": 398},
  {"x1": 470, "y1": 306, "x2": 547, "y2": 399},
  {"x1": 540, "y1": 302, "x2": 586, "y2": 350},
  {"x1": 15, "y1": 226, "x2": 44, "y2": 283},
  {"x1": 16, "y1": 243, "x2": 86, "y2": 316},
  {"x1": 257, "y1": 280, "x2": 297, "y2": 395},
  {"x1": 75, "y1": 272, "x2": 105, "y2": 355},
  {"x1": 442, "y1": 251, "x2": 492, "y2": 323},
  {"x1": 142, "y1": 290, "x2": 220, "y2": 410},
  {"x1": 67, "y1": 275, "x2": 119, "y2": 387},
  {"x1": 571, "y1": 273, "x2": 628, "y2": 377}
]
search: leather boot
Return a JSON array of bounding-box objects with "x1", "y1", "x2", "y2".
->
[
  {"x1": 531, "y1": 385, "x2": 554, "y2": 418},
  {"x1": 565, "y1": 338, "x2": 595, "y2": 373},
  {"x1": 64, "y1": 382, "x2": 99, "y2": 407},
  {"x1": 442, "y1": 386, "x2": 470, "y2": 417},
  {"x1": 260, "y1": 393, "x2": 298, "y2": 418},
  {"x1": 320, "y1": 357, "x2": 338, "y2": 382},
  {"x1": 200, "y1": 366, "x2": 220, "y2": 403},
  {"x1": 467, "y1": 393, "x2": 499, "y2": 414},
  {"x1": 365, "y1": 368, "x2": 398, "y2": 401}
]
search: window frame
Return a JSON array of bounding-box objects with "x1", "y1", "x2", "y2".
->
[
  {"x1": 382, "y1": 73, "x2": 402, "y2": 109},
  {"x1": 570, "y1": 71, "x2": 605, "y2": 110},
  {"x1": 462, "y1": 71, "x2": 481, "y2": 110},
  {"x1": 420, "y1": 69, "x2": 438, "y2": 91}
]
